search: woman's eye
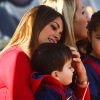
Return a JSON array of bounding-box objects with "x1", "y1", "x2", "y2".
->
[
  {"x1": 51, "y1": 24, "x2": 57, "y2": 30},
  {"x1": 82, "y1": 11, "x2": 85, "y2": 15},
  {"x1": 69, "y1": 66, "x2": 72, "y2": 69},
  {"x1": 96, "y1": 37, "x2": 100, "y2": 39}
]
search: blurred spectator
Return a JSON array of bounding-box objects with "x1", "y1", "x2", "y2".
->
[
  {"x1": 0, "y1": 0, "x2": 41, "y2": 20},
  {"x1": 0, "y1": 0, "x2": 41, "y2": 50},
  {"x1": 0, "y1": 6, "x2": 18, "y2": 37},
  {"x1": 0, "y1": 0, "x2": 41, "y2": 37}
]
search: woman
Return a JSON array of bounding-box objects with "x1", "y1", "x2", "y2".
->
[
  {"x1": 41, "y1": 0, "x2": 90, "y2": 94},
  {"x1": 41, "y1": 0, "x2": 88, "y2": 47},
  {"x1": 40, "y1": 2, "x2": 90, "y2": 100},
  {"x1": 0, "y1": 5, "x2": 67, "y2": 100}
]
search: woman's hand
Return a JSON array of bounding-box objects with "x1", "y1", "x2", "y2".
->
[{"x1": 70, "y1": 47, "x2": 88, "y2": 88}]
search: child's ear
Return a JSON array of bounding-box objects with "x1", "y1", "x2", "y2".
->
[{"x1": 51, "y1": 70, "x2": 60, "y2": 81}]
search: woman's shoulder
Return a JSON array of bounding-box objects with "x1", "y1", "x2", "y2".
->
[
  {"x1": 0, "y1": 45, "x2": 30, "y2": 66},
  {"x1": 0, "y1": 45, "x2": 31, "y2": 75},
  {"x1": 0, "y1": 45, "x2": 27, "y2": 58}
]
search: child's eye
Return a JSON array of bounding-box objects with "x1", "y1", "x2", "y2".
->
[{"x1": 51, "y1": 24, "x2": 57, "y2": 30}]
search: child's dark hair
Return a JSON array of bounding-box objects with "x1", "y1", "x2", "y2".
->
[
  {"x1": 85, "y1": 10, "x2": 100, "y2": 54},
  {"x1": 31, "y1": 43, "x2": 72, "y2": 75},
  {"x1": 87, "y1": 10, "x2": 100, "y2": 35}
]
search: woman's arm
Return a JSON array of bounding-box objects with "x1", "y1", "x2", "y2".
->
[
  {"x1": 70, "y1": 47, "x2": 90, "y2": 100},
  {"x1": 13, "y1": 51, "x2": 34, "y2": 100}
]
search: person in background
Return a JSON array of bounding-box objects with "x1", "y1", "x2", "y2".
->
[
  {"x1": 83, "y1": 10, "x2": 100, "y2": 100},
  {"x1": 31, "y1": 43, "x2": 90, "y2": 100},
  {"x1": 0, "y1": 5, "x2": 67, "y2": 100}
]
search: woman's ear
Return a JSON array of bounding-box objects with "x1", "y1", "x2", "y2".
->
[{"x1": 51, "y1": 70, "x2": 60, "y2": 81}]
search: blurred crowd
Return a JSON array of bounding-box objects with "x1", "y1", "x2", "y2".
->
[{"x1": 0, "y1": 0, "x2": 41, "y2": 50}]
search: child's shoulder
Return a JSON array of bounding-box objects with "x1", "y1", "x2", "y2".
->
[
  {"x1": 83, "y1": 55, "x2": 100, "y2": 65},
  {"x1": 35, "y1": 84, "x2": 62, "y2": 100}
]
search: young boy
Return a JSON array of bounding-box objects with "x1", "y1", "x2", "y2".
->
[
  {"x1": 83, "y1": 10, "x2": 100, "y2": 99},
  {"x1": 31, "y1": 43, "x2": 90, "y2": 100}
]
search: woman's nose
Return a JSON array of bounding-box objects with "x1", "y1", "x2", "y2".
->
[
  {"x1": 55, "y1": 32, "x2": 61, "y2": 40},
  {"x1": 85, "y1": 11, "x2": 90, "y2": 22},
  {"x1": 71, "y1": 67, "x2": 75, "y2": 73}
]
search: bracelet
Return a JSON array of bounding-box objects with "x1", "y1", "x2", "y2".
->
[{"x1": 76, "y1": 79, "x2": 89, "y2": 85}]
